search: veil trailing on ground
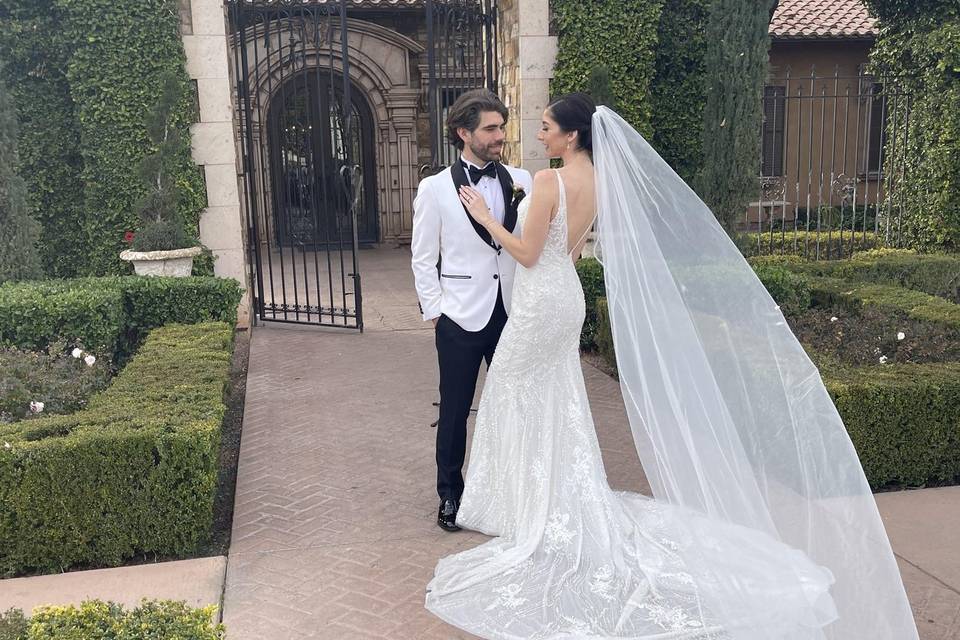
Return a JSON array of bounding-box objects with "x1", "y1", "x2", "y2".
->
[{"x1": 591, "y1": 106, "x2": 917, "y2": 640}]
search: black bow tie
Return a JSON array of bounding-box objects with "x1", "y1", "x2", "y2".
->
[{"x1": 463, "y1": 161, "x2": 497, "y2": 183}]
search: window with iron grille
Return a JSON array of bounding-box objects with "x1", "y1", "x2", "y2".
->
[
  {"x1": 761, "y1": 85, "x2": 786, "y2": 177},
  {"x1": 864, "y1": 82, "x2": 886, "y2": 176}
]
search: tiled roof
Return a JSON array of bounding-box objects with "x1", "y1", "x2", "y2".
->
[{"x1": 769, "y1": 0, "x2": 878, "y2": 40}]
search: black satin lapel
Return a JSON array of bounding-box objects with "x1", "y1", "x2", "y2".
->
[
  {"x1": 451, "y1": 160, "x2": 495, "y2": 249},
  {"x1": 497, "y1": 164, "x2": 518, "y2": 233}
]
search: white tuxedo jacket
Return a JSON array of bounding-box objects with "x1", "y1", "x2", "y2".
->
[{"x1": 411, "y1": 162, "x2": 533, "y2": 332}]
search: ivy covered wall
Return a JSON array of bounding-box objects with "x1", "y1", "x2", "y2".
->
[
  {"x1": 866, "y1": 0, "x2": 960, "y2": 251},
  {"x1": 0, "y1": 0, "x2": 205, "y2": 276}
]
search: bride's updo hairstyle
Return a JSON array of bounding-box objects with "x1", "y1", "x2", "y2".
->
[{"x1": 546, "y1": 92, "x2": 597, "y2": 156}]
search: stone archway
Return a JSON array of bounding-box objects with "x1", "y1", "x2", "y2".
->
[{"x1": 235, "y1": 17, "x2": 424, "y2": 246}]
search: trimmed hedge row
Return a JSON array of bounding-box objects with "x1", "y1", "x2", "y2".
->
[
  {"x1": 0, "y1": 276, "x2": 242, "y2": 360},
  {"x1": 581, "y1": 253, "x2": 960, "y2": 489},
  {"x1": 0, "y1": 599, "x2": 224, "y2": 639},
  {"x1": 0, "y1": 322, "x2": 233, "y2": 576},
  {"x1": 740, "y1": 230, "x2": 884, "y2": 258},
  {"x1": 750, "y1": 249, "x2": 960, "y2": 304}
]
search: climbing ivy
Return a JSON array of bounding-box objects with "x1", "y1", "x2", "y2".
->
[
  {"x1": 0, "y1": 0, "x2": 87, "y2": 277},
  {"x1": 865, "y1": 1, "x2": 960, "y2": 251},
  {"x1": 550, "y1": 0, "x2": 664, "y2": 137},
  {"x1": 54, "y1": 0, "x2": 206, "y2": 275},
  {"x1": 649, "y1": 0, "x2": 709, "y2": 184}
]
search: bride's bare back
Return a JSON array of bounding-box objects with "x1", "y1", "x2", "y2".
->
[{"x1": 549, "y1": 164, "x2": 596, "y2": 257}]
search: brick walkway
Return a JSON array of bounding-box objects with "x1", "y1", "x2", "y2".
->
[{"x1": 222, "y1": 247, "x2": 959, "y2": 639}]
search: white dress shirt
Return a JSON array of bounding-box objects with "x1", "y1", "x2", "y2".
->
[{"x1": 461, "y1": 156, "x2": 505, "y2": 224}]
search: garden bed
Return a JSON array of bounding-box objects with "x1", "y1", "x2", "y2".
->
[
  {"x1": 580, "y1": 251, "x2": 960, "y2": 490},
  {"x1": 0, "y1": 276, "x2": 244, "y2": 577}
]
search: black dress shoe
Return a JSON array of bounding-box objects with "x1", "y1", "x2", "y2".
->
[{"x1": 437, "y1": 498, "x2": 461, "y2": 532}]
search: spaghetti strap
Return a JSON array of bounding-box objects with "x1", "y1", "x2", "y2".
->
[{"x1": 554, "y1": 169, "x2": 595, "y2": 256}]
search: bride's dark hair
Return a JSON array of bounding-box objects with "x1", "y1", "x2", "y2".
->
[{"x1": 546, "y1": 92, "x2": 597, "y2": 155}]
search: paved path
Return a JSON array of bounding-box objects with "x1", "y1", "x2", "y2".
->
[{"x1": 222, "y1": 247, "x2": 960, "y2": 639}]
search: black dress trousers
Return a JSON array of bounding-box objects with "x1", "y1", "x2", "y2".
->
[{"x1": 434, "y1": 286, "x2": 508, "y2": 501}]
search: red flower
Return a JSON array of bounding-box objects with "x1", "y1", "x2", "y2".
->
[{"x1": 123, "y1": 231, "x2": 135, "y2": 244}]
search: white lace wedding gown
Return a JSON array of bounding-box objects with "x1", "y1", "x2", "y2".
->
[{"x1": 425, "y1": 171, "x2": 836, "y2": 639}]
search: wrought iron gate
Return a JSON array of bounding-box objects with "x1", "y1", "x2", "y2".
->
[
  {"x1": 228, "y1": 0, "x2": 497, "y2": 327},
  {"x1": 228, "y1": 0, "x2": 363, "y2": 328},
  {"x1": 752, "y1": 67, "x2": 916, "y2": 259}
]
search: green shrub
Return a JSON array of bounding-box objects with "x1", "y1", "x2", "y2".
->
[
  {"x1": 591, "y1": 272, "x2": 960, "y2": 489},
  {"x1": 0, "y1": 608, "x2": 28, "y2": 640},
  {"x1": 0, "y1": 283, "x2": 125, "y2": 356},
  {"x1": 808, "y1": 276, "x2": 960, "y2": 330},
  {"x1": 0, "y1": 276, "x2": 242, "y2": 360},
  {"x1": 5, "y1": 599, "x2": 223, "y2": 640},
  {"x1": 550, "y1": 0, "x2": 663, "y2": 136},
  {"x1": 786, "y1": 250, "x2": 960, "y2": 304},
  {"x1": 0, "y1": 323, "x2": 232, "y2": 576},
  {"x1": 741, "y1": 230, "x2": 884, "y2": 259},
  {"x1": 0, "y1": 344, "x2": 111, "y2": 423},
  {"x1": 750, "y1": 264, "x2": 812, "y2": 317},
  {"x1": 824, "y1": 360, "x2": 960, "y2": 488},
  {"x1": 575, "y1": 257, "x2": 606, "y2": 350}
]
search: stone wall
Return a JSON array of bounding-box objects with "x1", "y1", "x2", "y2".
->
[
  {"x1": 498, "y1": 0, "x2": 557, "y2": 173},
  {"x1": 179, "y1": 0, "x2": 250, "y2": 328}
]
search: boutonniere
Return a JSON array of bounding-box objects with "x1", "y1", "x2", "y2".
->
[{"x1": 511, "y1": 184, "x2": 527, "y2": 205}]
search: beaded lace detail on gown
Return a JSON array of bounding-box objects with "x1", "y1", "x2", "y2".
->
[{"x1": 425, "y1": 171, "x2": 833, "y2": 640}]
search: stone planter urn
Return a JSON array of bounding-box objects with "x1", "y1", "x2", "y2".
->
[{"x1": 120, "y1": 246, "x2": 203, "y2": 277}]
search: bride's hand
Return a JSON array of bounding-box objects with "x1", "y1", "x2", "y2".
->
[{"x1": 458, "y1": 186, "x2": 495, "y2": 227}]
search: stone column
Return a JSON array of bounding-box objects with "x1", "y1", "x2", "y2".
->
[
  {"x1": 498, "y1": 0, "x2": 557, "y2": 173},
  {"x1": 180, "y1": 0, "x2": 251, "y2": 327}
]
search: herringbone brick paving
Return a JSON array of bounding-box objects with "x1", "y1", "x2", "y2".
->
[{"x1": 222, "y1": 247, "x2": 960, "y2": 639}]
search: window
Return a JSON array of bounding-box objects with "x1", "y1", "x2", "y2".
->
[
  {"x1": 863, "y1": 83, "x2": 887, "y2": 175},
  {"x1": 761, "y1": 86, "x2": 786, "y2": 177}
]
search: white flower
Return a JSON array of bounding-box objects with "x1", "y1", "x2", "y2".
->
[
  {"x1": 879, "y1": 355, "x2": 889, "y2": 364},
  {"x1": 3, "y1": 442, "x2": 11, "y2": 450},
  {"x1": 29, "y1": 401, "x2": 44, "y2": 413},
  {"x1": 897, "y1": 331, "x2": 905, "y2": 341},
  {"x1": 830, "y1": 316, "x2": 838, "y2": 322},
  {"x1": 71, "y1": 348, "x2": 83, "y2": 358},
  {"x1": 84, "y1": 354, "x2": 96, "y2": 367}
]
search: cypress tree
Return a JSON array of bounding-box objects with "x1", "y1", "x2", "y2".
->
[
  {"x1": 696, "y1": 0, "x2": 778, "y2": 235},
  {"x1": 0, "y1": 68, "x2": 42, "y2": 283}
]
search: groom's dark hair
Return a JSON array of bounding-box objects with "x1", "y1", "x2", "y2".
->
[{"x1": 446, "y1": 89, "x2": 509, "y2": 151}]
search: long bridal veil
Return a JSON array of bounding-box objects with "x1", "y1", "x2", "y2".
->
[{"x1": 591, "y1": 106, "x2": 917, "y2": 639}]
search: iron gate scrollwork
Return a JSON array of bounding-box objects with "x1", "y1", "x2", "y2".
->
[
  {"x1": 228, "y1": 0, "x2": 498, "y2": 326},
  {"x1": 424, "y1": 0, "x2": 498, "y2": 175},
  {"x1": 228, "y1": 0, "x2": 364, "y2": 329}
]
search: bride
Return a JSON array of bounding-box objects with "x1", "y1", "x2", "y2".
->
[{"x1": 425, "y1": 93, "x2": 918, "y2": 640}]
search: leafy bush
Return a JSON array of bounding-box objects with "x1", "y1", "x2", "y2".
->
[
  {"x1": 0, "y1": 276, "x2": 242, "y2": 360},
  {"x1": 740, "y1": 230, "x2": 884, "y2": 259},
  {"x1": 824, "y1": 359, "x2": 960, "y2": 488},
  {"x1": 131, "y1": 219, "x2": 198, "y2": 252},
  {"x1": 807, "y1": 276, "x2": 960, "y2": 330},
  {"x1": 866, "y1": 6, "x2": 960, "y2": 251},
  {"x1": 0, "y1": 323, "x2": 233, "y2": 576},
  {"x1": 550, "y1": 0, "x2": 663, "y2": 136},
  {"x1": 2, "y1": 600, "x2": 223, "y2": 640},
  {"x1": 587, "y1": 256, "x2": 960, "y2": 489},
  {"x1": 766, "y1": 249, "x2": 960, "y2": 304},
  {"x1": 0, "y1": 608, "x2": 27, "y2": 640},
  {"x1": 0, "y1": 344, "x2": 111, "y2": 423},
  {"x1": 750, "y1": 264, "x2": 812, "y2": 317},
  {"x1": 575, "y1": 257, "x2": 606, "y2": 350}
]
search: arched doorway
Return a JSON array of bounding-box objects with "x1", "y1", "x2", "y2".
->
[{"x1": 268, "y1": 71, "x2": 378, "y2": 247}]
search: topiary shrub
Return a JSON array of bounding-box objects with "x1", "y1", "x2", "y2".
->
[
  {"x1": 0, "y1": 276, "x2": 242, "y2": 361},
  {"x1": 575, "y1": 257, "x2": 606, "y2": 349},
  {"x1": 0, "y1": 323, "x2": 233, "y2": 576},
  {"x1": 4, "y1": 599, "x2": 223, "y2": 640}
]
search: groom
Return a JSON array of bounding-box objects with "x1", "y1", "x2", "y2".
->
[{"x1": 411, "y1": 89, "x2": 532, "y2": 532}]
